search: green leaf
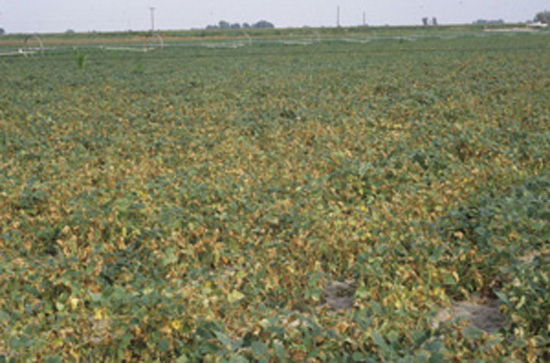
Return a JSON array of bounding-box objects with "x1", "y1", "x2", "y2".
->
[
  {"x1": 370, "y1": 301, "x2": 382, "y2": 315},
  {"x1": 89, "y1": 292, "x2": 102, "y2": 302},
  {"x1": 372, "y1": 331, "x2": 388, "y2": 352},
  {"x1": 493, "y1": 289, "x2": 511, "y2": 307},
  {"x1": 388, "y1": 331, "x2": 399, "y2": 344},
  {"x1": 274, "y1": 341, "x2": 285, "y2": 359},
  {"x1": 251, "y1": 341, "x2": 267, "y2": 357},
  {"x1": 462, "y1": 326, "x2": 484, "y2": 340},
  {"x1": 214, "y1": 331, "x2": 232, "y2": 347},
  {"x1": 356, "y1": 286, "x2": 369, "y2": 298},
  {"x1": 430, "y1": 351, "x2": 446, "y2": 363},
  {"x1": 162, "y1": 251, "x2": 178, "y2": 266},
  {"x1": 158, "y1": 338, "x2": 170, "y2": 352}
]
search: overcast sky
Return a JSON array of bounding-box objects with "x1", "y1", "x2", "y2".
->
[{"x1": 0, "y1": 0, "x2": 547, "y2": 34}]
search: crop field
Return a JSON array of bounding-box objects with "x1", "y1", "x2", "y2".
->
[{"x1": 1, "y1": 28, "x2": 550, "y2": 360}]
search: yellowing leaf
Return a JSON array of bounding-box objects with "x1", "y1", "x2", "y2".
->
[
  {"x1": 228, "y1": 290, "x2": 245, "y2": 304},
  {"x1": 171, "y1": 320, "x2": 182, "y2": 330},
  {"x1": 94, "y1": 308, "x2": 108, "y2": 320},
  {"x1": 452, "y1": 271, "x2": 460, "y2": 283},
  {"x1": 69, "y1": 297, "x2": 79, "y2": 310}
]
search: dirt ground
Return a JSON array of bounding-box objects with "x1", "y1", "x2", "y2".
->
[{"x1": 432, "y1": 294, "x2": 508, "y2": 333}]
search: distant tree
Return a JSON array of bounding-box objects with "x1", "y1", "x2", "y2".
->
[
  {"x1": 432, "y1": 17, "x2": 438, "y2": 26},
  {"x1": 252, "y1": 20, "x2": 275, "y2": 29},
  {"x1": 0, "y1": 28, "x2": 5, "y2": 35},
  {"x1": 218, "y1": 20, "x2": 231, "y2": 29},
  {"x1": 474, "y1": 19, "x2": 504, "y2": 24},
  {"x1": 66, "y1": 29, "x2": 75, "y2": 34},
  {"x1": 422, "y1": 17, "x2": 429, "y2": 26},
  {"x1": 534, "y1": 11, "x2": 550, "y2": 24},
  {"x1": 206, "y1": 20, "x2": 274, "y2": 30}
]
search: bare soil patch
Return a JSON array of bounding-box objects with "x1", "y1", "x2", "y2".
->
[
  {"x1": 324, "y1": 280, "x2": 357, "y2": 311},
  {"x1": 433, "y1": 295, "x2": 508, "y2": 333}
]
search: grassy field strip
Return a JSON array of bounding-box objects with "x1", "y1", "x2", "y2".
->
[{"x1": 1, "y1": 27, "x2": 549, "y2": 54}]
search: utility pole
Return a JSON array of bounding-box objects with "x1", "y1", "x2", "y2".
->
[
  {"x1": 149, "y1": 7, "x2": 156, "y2": 32},
  {"x1": 337, "y1": 6, "x2": 340, "y2": 28}
]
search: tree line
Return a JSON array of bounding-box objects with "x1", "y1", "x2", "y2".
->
[
  {"x1": 206, "y1": 20, "x2": 275, "y2": 30},
  {"x1": 534, "y1": 11, "x2": 550, "y2": 24}
]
